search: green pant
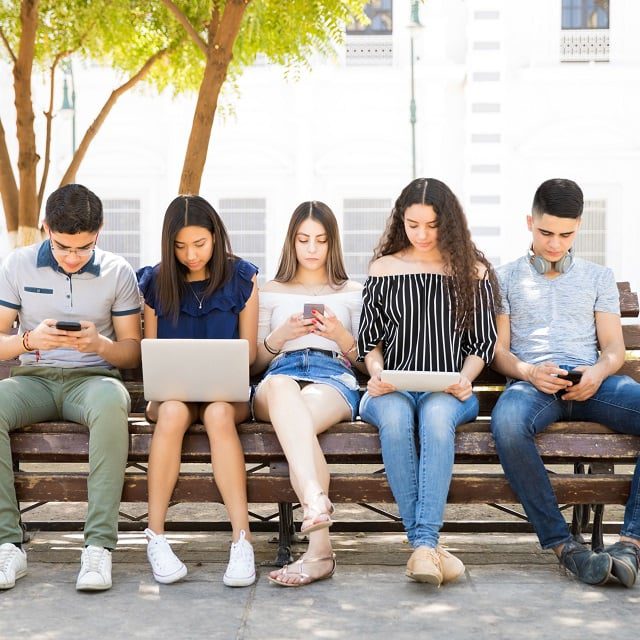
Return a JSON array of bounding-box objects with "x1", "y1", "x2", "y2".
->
[{"x1": 0, "y1": 366, "x2": 130, "y2": 548}]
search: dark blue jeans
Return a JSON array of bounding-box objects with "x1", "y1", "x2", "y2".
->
[{"x1": 491, "y1": 374, "x2": 640, "y2": 549}]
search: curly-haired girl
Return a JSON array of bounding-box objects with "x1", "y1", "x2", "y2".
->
[{"x1": 358, "y1": 178, "x2": 498, "y2": 586}]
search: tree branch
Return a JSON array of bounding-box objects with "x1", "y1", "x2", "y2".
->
[
  {"x1": 60, "y1": 47, "x2": 170, "y2": 186},
  {"x1": 160, "y1": 0, "x2": 207, "y2": 55},
  {"x1": 0, "y1": 26, "x2": 17, "y2": 64},
  {"x1": 14, "y1": 0, "x2": 40, "y2": 237},
  {"x1": 0, "y1": 116, "x2": 19, "y2": 232},
  {"x1": 179, "y1": 0, "x2": 250, "y2": 193},
  {"x1": 38, "y1": 53, "x2": 63, "y2": 209}
]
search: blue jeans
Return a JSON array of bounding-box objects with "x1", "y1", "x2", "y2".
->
[
  {"x1": 360, "y1": 390, "x2": 479, "y2": 548},
  {"x1": 491, "y1": 374, "x2": 640, "y2": 549}
]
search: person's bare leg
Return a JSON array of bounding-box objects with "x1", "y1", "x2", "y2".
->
[
  {"x1": 267, "y1": 384, "x2": 351, "y2": 585},
  {"x1": 202, "y1": 401, "x2": 251, "y2": 542},
  {"x1": 254, "y1": 376, "x2": 326, "y2": 505},
  {"x1": 147, "y1": 400, "x2": 198, "y2": 533}
]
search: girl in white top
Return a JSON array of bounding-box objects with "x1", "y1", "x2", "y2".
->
[{"x1": 252, "y1": 201, "x2": 364, "y2": 587}]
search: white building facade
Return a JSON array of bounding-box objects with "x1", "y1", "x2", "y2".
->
[{"x1": 1, "y1": 0, "x2": 638, "y2": 289}]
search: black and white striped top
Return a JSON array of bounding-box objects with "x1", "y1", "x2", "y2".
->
[{"x1": 357, "y1": 273, "x2": 497, "y2": 372}]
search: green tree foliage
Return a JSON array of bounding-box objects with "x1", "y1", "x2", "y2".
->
[{"x1": 0, "y1": 0, "x2": 368, "y2": 244}]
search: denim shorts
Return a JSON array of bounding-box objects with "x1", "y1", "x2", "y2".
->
[{"x1": 255, "y1": 349, "x2": 361, "y2": 420}]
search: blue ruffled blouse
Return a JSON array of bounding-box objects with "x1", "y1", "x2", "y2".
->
[{"x1": 137, "y1": 258, "x2": 257, "y2": 339}]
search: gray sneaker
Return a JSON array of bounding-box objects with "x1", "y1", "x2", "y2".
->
[
  {"x1": 559, "y1": 539, "x2": 612, "y2": 585},
  {"x1": 605, "y1": 541, "x2": 640, "y2": 588}
]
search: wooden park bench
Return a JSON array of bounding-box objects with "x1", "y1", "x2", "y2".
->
[{"x1": 5, "y1": 282, "x2": 640, "y2": 565}]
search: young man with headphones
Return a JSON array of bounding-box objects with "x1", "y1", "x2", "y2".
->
[{"x1": 491, "y1": 178, "x2": 640, "y2": 587}]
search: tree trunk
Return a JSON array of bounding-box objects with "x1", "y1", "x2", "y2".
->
[
  {"x1": 0, "y1": 117, "x2": 19, "y2": 234},
  {"x1": 60, "y1": 48, "x2": 169, "y2": 186},
  {"x1": 179, "y1": 0, "x2": 248, "y2": 194},
  {"x1": 13, "y1": 0, "x2": 40, "y2": 241}
]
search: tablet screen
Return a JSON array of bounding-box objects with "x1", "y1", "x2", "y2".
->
[{"x1": 380, "y1": 370, "x2": 460, "y2": 392}]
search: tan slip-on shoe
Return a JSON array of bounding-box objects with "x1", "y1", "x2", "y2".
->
[
  {"x1": 406, "y1": 547, "x2": 443, "y2": 586},
  {"x1": 437, "y1": 546, "x2": 465, "y2": 583}
]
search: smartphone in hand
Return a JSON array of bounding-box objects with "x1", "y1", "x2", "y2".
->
[
  {"x1": 303, "y1": 303, "x2": 325, "y2": 319},
  {"x1": 55, "y1": 321, "x2": 82, "y2": 331},
  {"x1": 563, "y1": 370, "x2": 583, "y2": 384}
]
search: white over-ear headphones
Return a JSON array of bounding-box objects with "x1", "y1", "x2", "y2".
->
[{"x1": 528, "y1": 247, "x2": 573, "y2": 275}]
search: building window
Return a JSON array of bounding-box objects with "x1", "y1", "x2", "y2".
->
[
  {"x1": 345, "y1": 1, "x2": 393, "y2": 65},
  {"x1": 342, "y1": 198, "x2": 391, "y2": 283},
  {"x1": 562, "y1": 0, "x2": 609, "y2": 29},
  {"x1": 100, "y1": 199, "x2": 141, "y2": 270},
  {"x1": 573, "y1": 199, "x2": 606, "y2": 265},
  {"x1": 218, "y1": 198, "x2": 266, "y2": 283},
  {"x1": 347, "y1": 0, "x2": 393, "y2": 35}
]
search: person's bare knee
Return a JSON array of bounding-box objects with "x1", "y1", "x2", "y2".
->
[
  {"x1": 155, "y1": 401, "x2": 193, "y2": 436},
  {"x1": 262, "y1": 375, "x2": 300, "y2": 397}
]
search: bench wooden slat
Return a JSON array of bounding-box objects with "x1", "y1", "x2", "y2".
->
[
  {"x1": 13, "y1": 472, "x2": 631, "y2": 505},
  {"x1": 12, "y1": 421, "x2": 640, "y2": 464}
]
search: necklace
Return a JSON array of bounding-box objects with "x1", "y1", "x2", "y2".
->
[
  {"x1": 292, "y1": 279, "x2": 329, "y2": 296},
  {"x1": 188, "y1": 283, "x2": 205, "y2": 310}
]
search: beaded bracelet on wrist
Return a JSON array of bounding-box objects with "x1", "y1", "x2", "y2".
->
[{"x1": 22, "y1": 330, "x2": 35, "y2": 352}]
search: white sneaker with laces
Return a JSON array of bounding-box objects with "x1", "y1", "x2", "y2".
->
[
  {"x1": 145, "y1": 528, "x2": 187, "y2": 584},
  {"x1": 0, "y1": 543, "x2": 27, "y2": 590},
  {"x1": 76, "y1": 545, "x2": 112, "y2": 591},
  {"x1": 223, "y1": 530, "x2": 256, "y2": 587}
]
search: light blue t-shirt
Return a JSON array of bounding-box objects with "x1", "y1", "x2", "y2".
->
[{"x1": 497, "y1": 255, "x2": 619, "y2": 367}]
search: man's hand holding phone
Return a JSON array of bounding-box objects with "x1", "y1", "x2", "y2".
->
[{"x1": 560, "y1": 366, "x2": 604, "y2": 401}]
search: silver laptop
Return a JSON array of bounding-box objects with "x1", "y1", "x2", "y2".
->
[{"x1": 141, "y1": 339, "x2": 250, "y2": 402}]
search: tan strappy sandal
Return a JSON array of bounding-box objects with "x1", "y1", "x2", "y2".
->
[
  {"x1": 300, "y1": 492, "x2": 335, "y2": 535},
  {"x1": 268, "y1": 554, "x2": 337, "y2": 587}
]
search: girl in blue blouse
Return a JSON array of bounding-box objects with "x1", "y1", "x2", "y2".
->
[
  {"x1": 138, "y1": 195, "x2": 258, "y2": 587},
  {"x1": 358, "y1": 178, "x2": 498, "y2": 587}
]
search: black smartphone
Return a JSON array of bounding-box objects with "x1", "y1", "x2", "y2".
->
[
  {"x1": 563, "y1": 370, "x2": 583, "y2": 384},
  {"x1": 55, "y1": 321, "x2": 82, "y2": 332},
  {"x1": 303, "y1": 303, "x2": 325, "y2": 319}
]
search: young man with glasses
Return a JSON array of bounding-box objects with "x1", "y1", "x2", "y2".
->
[{"x1": 0, "y1": 184, "x2": 141, "y2": 591}]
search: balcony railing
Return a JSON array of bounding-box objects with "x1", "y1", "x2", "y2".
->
[
  {"x1": 345, "y1": 35, "x2": 393, "y2": 66},
  {"x1": 560, "y1": 29, "x2": 609, "y2": 62}
]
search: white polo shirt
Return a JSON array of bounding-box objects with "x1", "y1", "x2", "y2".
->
[{"x1": 0, "y1": 240, "x2": 141, "y2": 368}]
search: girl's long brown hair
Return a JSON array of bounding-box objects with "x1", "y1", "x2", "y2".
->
[
  {"x1": 373, "y1": 178, "x2": 500, "y2": 329},
  {"x1": 274, "y1": 201, "x2": 349, "y2": 287},
  {"x1": 157, "y1": 195, "x2": 236, "y2": 323}
]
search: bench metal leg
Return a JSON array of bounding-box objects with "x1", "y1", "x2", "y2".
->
[
  {"x1": 591, "y1": 504, "x2": 605, "y2": 551},
  {"x1": 20, "y1": 519, "x2": 30, "y2": 544},
  {"x1": 570, "y1": 463, "x2": 588, "y2": 543},
  {"x1": 588, "y1": 462, "x2": 612, "y2": 551},
  {"x1": 275, "y1": 502, "x2": 294, "y2": 567}
]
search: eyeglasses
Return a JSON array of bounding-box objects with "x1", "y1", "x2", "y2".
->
[{"x1": 49, "y1": 234, "x2": 97, "y2": 257}]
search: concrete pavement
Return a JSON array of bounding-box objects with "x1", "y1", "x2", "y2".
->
[{"x1": 0, "y1": 532, "x2": 636, "y2": 640}]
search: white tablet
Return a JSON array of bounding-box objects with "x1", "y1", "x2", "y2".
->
[{"x1": 380, "y1": 370, "x2": 460, "y2": 392}]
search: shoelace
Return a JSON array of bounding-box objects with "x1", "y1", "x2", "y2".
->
[
  {"x1": 148, "y1": 537, "x2": 177, "y2": 568},
  {"x1": 426, "y1": 549, "x2": 442, "y2": 569},
  {"x1": 83, "y1": 547, "x2": 107, "y2": 573}
]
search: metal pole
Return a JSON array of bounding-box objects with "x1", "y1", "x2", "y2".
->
[
  {"x1": 70, "y1": 64, "x2": 76, "y2": 154},
  {"x1": 410, "y1": 34, "x2": 417, "y2": 180}
]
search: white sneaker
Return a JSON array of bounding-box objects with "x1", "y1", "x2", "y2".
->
[
  {"x1": 0, "y1": 543, "x2": 27, "y2": 589},
  {"x1": 223, "y1": 530, "x2": 256, "y2": 587},
  {"x1": 76, "y1": 545, "x2": 112, "y2": 591},
  {"x1": 145, "y1": 528, "x2": 187, "y2": 584}
]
